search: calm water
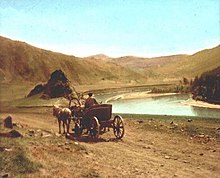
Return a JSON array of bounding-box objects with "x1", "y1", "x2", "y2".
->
[{"x1": 106, "y1": 94, "x2": 220, "y2": 119}]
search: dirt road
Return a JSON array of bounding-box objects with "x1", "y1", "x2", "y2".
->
[{"x1": 1, "y1": 110, "x2": 220, "y2": 178}]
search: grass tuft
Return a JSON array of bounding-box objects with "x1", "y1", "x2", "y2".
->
[{"x1": 0, "y1": 138, "x2": 42, "y2": 176}]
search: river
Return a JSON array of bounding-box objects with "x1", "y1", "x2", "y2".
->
[{"x1": 98, "y1": 94, "x2": 220, "y2": 119}]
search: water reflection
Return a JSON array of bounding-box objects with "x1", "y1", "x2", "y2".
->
[{"x1": 107, "y1": 94, "x2": 220, "y2": 119}]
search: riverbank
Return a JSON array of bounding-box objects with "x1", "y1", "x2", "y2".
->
[
  {"x1": 183, "y1": 98, "x2": 220, "y2": 110},
  {"x1": 105, "y1": 91, "x2": 178, "y2": 102}
]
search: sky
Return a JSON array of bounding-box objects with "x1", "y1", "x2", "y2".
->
[{"x1": 0, "y1": 0, "x2": 219, "y2": 57}]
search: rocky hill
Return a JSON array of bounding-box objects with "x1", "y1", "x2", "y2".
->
[{"x1": 27, "y1": 69, "x2": 74, "y2": 99}]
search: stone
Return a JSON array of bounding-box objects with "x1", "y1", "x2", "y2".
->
[
  {"x1": 137, "y1": 120, "x2": 144, "y2": 124},
  {"x1": 13, "y1": 122, "x2": 23, "y2": 128},
  {"x1": 1, "y1": 173, "x2": 9, "y2": 178},
  {"x1": 198, "y1": 134, "x2": 205, "y2": 138},
  {"x1": 42, "y1": 134, "x2": 52, "y2": 138},
  {"x1": 8, "y1": 130, "x2": 23, "y2": 138},
  {"x1": 165, "y1": 155, "x2": 170, "y2": 159},
  {"x1": 28, "y1": 129, "x2": 35, "y2": 136},
  {"x1": 55, "y1": 133, "x2": 61, "y2": 137},
  {"x1": 4, "y1": 148, "x2": 13, "y2": 152},
  {"x1": 0, "y1": 130, "x2": 23, "y2": 138},
  {"x1": 3, "y1": 116, "x2": 13, "y2": 129},
  {"x1": 143, "y1": 146, "x2": 151, "y2": 149},
  {"x1": 57, "y1": 143, "x2": 63, "y2": 147}
]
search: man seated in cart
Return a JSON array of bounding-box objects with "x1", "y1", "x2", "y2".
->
[
  {"x1": 84, "y1": 92, "x2": 99, "y2": 109},
  {"x1": 82, "y1": 92, "x2": 99, "y2": 133}
]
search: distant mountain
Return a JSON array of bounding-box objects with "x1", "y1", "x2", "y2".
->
[
  {"x1": 113, "y1": 55, "x2": 187, "y2": 71},
  {"x1": 85, "y1": 54, "x2": 111, "y2": 60},
  {"x1": 113, "y1": 46, "x2": 220, "y2": 82},
  {"x1": 0, "y1": 36, "x2": 147, "y2": 85}
]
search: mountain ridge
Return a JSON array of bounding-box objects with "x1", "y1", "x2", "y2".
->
[{"x1": 0, "y1": 36, "x2": 219, "y2": 85}]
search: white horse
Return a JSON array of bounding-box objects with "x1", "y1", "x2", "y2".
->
[{"x1": 53, "y1": 105, "x2": 72, "y2": 134}]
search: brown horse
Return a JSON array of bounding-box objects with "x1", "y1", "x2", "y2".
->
[{"x1": 53, "y1": 105, "x2": 72, "y2": 134}]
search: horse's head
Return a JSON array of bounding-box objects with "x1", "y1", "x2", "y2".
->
[{"x1": 53, "y1": 105, "x2": 60, "y2": 116}]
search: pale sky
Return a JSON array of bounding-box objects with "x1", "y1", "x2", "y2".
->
[{"x1": 0, "y1": 0, "x2": 219, "y2": 57}]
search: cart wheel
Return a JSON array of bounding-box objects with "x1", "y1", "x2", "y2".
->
[
  {"x1": 113, "y1": 115, "x2": 125, "y2": 139},
  {"x1": 74, "y1": 122, "x2": 82, "y2": 136},
  {"x1": 90, "y1": 117, "x2": 100, "y2": 138}
]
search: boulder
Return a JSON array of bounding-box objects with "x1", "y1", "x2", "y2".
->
[
  {"x1": 1, "y1": 173, "x2": 9, "y2": 178},
  {"x1": 3, "y1": 116, "x2": 13, "y2": 129},
  {"x1": 8, "y1": 130, "x2": 23, "y2": 138},
  {"x1": 0, "y1": 130, "x2": 23, "y2": 138}
]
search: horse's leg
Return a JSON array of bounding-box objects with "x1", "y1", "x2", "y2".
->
[
  {"x1": 58, "y1": 119, "x2": 61, "y2": 134},
  {"x1": 67, "y1": 118, "x2": 71, "y2": 133},
  {"x1": 63, "y1": 121, "x2": 66, "y2": 134}
]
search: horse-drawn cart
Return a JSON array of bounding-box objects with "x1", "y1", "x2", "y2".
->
[{"x1": 72, "y1": 104, "x2": 125, "y2": 139}]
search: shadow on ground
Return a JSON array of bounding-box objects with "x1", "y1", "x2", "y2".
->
[{"x1": 65, "y1": 132, "x2": 123, "y2": 143}]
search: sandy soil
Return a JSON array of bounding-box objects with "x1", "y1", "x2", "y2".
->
[
  {"x1": 182, "y1": 98, "x2": 220, "y2": 109},
  {"x1": 1, "y1": 109, "x2": 220, "y2": 178},
  {"x1": 105, "y1": 91, "x2": 178, "y2": 102}
]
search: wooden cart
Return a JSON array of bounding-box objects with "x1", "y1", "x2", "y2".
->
[{"x1": 72, "y1": 104, "x2": 125, "y2": 139}]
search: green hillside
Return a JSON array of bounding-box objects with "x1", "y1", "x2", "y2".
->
[
  {"x1": 0, "y1": 36, "x2": 147, "y2": 85},
  {"x1": 154, "y1": 45, "x2": 220, "y2": 80}
]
